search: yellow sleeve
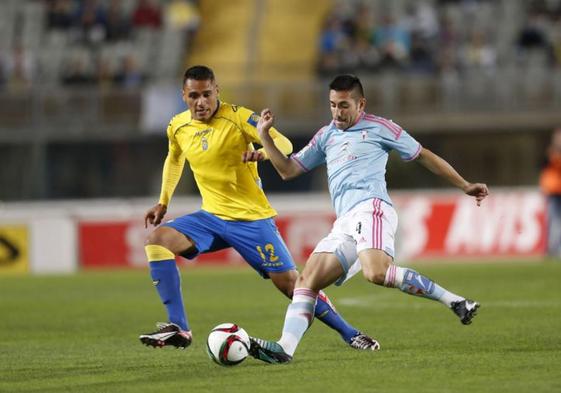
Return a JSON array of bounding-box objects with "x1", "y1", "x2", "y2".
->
[
  {"x1": 158, "y1": 122, "x2": 185, "y2": 206},
  {"x1": 237, "y1": 106, "x2": 293, "y2": 158}
]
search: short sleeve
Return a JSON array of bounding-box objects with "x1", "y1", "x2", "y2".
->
[
  {"x1": 291, "y1": 127, "x2": 328, "y2": 171},
  {"x1": 378, "y1": 121, "x2": 422, "y2": 161},
  {"x1": 237, "y1": 106, "x2": 263, "y2": 143}
]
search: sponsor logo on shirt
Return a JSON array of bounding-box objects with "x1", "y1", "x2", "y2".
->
[{"x1": 194, "y1": 128, "x2": 212, "y2": 137}]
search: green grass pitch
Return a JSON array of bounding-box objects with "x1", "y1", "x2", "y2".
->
[{"x1": 1, "y1": 262, "x2": 560, "y2": 393}]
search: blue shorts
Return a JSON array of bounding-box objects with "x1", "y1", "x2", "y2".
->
[{"x1": 162, "y1": 210, "x2": 296, "y2": 278}]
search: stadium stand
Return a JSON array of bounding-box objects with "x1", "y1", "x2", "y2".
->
[{"x1": 0, "y1": 0, "x2": 560, "y2": 201}]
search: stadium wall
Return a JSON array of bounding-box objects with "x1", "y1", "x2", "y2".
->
[{"x1": 0, "y1": 189, "x2": 546, "y2": 275}]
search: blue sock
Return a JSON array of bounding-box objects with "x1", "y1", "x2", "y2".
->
[
  {"x1": 149, "y1": 260, "x2": 189, "y2": 331},
  {"x1": 314, "y1": 292, "x2": 359, "y2": 343}
]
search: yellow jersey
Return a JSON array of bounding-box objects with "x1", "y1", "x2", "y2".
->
[{"x1": 158, "y1": 101, "x2": 293, "y2": 221}]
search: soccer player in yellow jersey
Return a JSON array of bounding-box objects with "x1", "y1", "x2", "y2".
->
[{"x1": 139, "y1": 65, "x2": 378, "y2": 351}]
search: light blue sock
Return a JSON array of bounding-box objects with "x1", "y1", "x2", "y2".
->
[
  {"x1": 315, "y1": 292, "x2": 359, "y2": 342},
  {"x1": 278, "y1": 288, "x2": 317, "y2": 356},
  {"x1": 149, "y1": 260, "x2": 189, "y2": 330},
  {"x1": 385, "y1": 265, "x2": 463, "y2": 307}
]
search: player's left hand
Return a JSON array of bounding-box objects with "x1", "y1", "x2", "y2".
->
[
  {"x1": 242, "y1": 150, "x2": 265, "y2": 162},
  {"x1": 463, "y1": 183, "x2": 489, "y2": 206}
]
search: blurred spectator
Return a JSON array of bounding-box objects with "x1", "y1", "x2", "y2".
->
[
  {"x1": 114, "y1": 54, "x2": 145, "y2": 88},
  {"x1": 96, "y1": 57, "x2": 115, "y2": 88},
  {"x1": 46, "y1": 0, "x2": 75, "y2": 30},
  {"x1": 540, "y1": 127, "x2": 561, "y2": 259},
  {"x1": 373, "y1": 15, "x2": 411, "y2": 69},
  {"x1": 165, "y1": 0, "x2": 200, "y2": 33},
  {"x1": 105, "y1": 0, "x2": 131, "y2": 42},
  {"x1": 61, "y1": 54, "x2": 94, "y2": 85},
  {"x1": 517, "y1": 14, "x2": 549, "y2": 51},
  {"x1": 75, "y1": 0, "x2": 107, "y2": 45},
  {"x1": 409, "y1": 33, "x2": 436, "y2": 74},
  {"x1": 1, "y1": 45, "x2": 35, "y2": 92},
  {"x1": 319, "y1": 17, "x2": 347, "y2": 56},
  {"x1": 402, "y1": 2, "x2": 439, "y2": 40},
  {"x1": 460, "y1": 31, "x2": 497, "y2": 72},
  {"x1": 132, "y1": 0, "x2": 162, "y2": 30}
]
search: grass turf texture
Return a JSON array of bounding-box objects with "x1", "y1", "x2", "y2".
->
[{"x1": 1, "y1": 262, "x2": 560, "y2": 393}]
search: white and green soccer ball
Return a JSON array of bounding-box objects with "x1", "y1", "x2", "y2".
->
[{"x1": 206, "y1": 323, "x2": 250, "y2": 366}]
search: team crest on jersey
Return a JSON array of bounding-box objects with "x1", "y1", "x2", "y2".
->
[
  {"x1": 201, "y1": 136, "x2": 208, "y2": 151},
  {"x1": 247, "y1": 113, "x2": 260, "y2": 127}
]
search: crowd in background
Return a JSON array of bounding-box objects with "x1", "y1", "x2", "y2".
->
[
  {"x1": 317, "y1": 0, "x2": 561, "y2": 76},
  {"x1": 0, "y1": 0, "x2": 200, "y2": 91}
]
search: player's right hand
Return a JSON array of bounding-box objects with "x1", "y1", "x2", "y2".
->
[
  {"x1": 256, "y1": 108, "x2": 274, "y2": 139},
  {"x1": 144, "y1": 203, "x2": 167, "y2": 228}
]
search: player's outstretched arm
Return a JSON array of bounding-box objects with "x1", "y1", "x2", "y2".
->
[
  {"x1": 416, "y1": 147, "x2": 489, "y2": 206},
  {"x1": 256, "y1": 109, "x2": 305, "y2": 180}
]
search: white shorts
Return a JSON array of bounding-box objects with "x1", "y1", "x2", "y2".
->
[{"x1": 313, "y1": 198, "x2": 398, "y2": 286}]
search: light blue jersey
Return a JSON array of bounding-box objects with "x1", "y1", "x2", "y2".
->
[{"x1": 291, "y1": 112, "x2": 422, "y2": 217}]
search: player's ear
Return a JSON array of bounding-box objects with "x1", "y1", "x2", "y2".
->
[
  {"x1": 215, "y1": 84, "x2": 220, "y2": 96},
  {"x1": 358, "y1": 97, "x2": 366, "y2": 112}
]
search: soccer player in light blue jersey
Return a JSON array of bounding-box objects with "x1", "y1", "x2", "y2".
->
[{"x1": 248, "y1": 74, "x2": 489, "y2": 364}]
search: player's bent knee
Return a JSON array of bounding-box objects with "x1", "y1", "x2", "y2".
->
[
  {"x1": 359, "y1": 249, "x2": 392, "y2": 285},
  {"x1": 145, "y1": 227, "x2": 194, "y2": 255},
  {"x1": 362, "y1": 269, "x2": 387, "y2": 285},
  {"x1": 270, "y1": 270, "x2": 298, "y2": 298},
  {"x1": 145, "y1": 226, "x2": 181, "y2": 247},
  {"x1": 295, "y1": 272, "x2": 322, "y2": 293},
  {"x1": 361, "y1": 261, "x2": 390, "y2": 285}
]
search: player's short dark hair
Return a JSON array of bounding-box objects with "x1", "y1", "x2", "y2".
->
[
  {"x1": 329, "y1": 74, "x2": 364, "y2": 98},
  {"x1": 183, "y1": 65, "x2": 215, "y2": 85}
]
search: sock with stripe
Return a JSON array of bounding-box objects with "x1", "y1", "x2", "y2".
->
[
  {"x1": 145, "y1": 245, "x2": 189, "y2": 331},
  {"x1": 278, "y1": 288, "x2": 318, "y2": 356},
  {"x1": 384, "y1": 264, "x2": 463, "y2": 307},
  {"x1": 314, "y1": 291, "x2": 359, "y2": 343}
]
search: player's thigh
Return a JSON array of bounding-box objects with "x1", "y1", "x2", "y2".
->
[
  {"x1": 157, "y1": 211, "x2": 229, "y2": 257},
  {"x1": 146, "y1": 226, "x2": 194, "y2": 255},
  {"x1": 358, "y1": 248, "x2": 393, "y2": 284},
  {"x1": 226, "y1": 218, "x2": 297, "y2": 279},
  {"x1": 297, "y1": 252, "x2": 344, "y2": 292},
  {"x1": 313, "y1": 231, "x2": 361, "y2": 286}
]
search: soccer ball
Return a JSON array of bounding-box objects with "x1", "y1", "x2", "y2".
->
[{"x1": 206, "y1": 323, "x2": 251, "y2": 366}]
